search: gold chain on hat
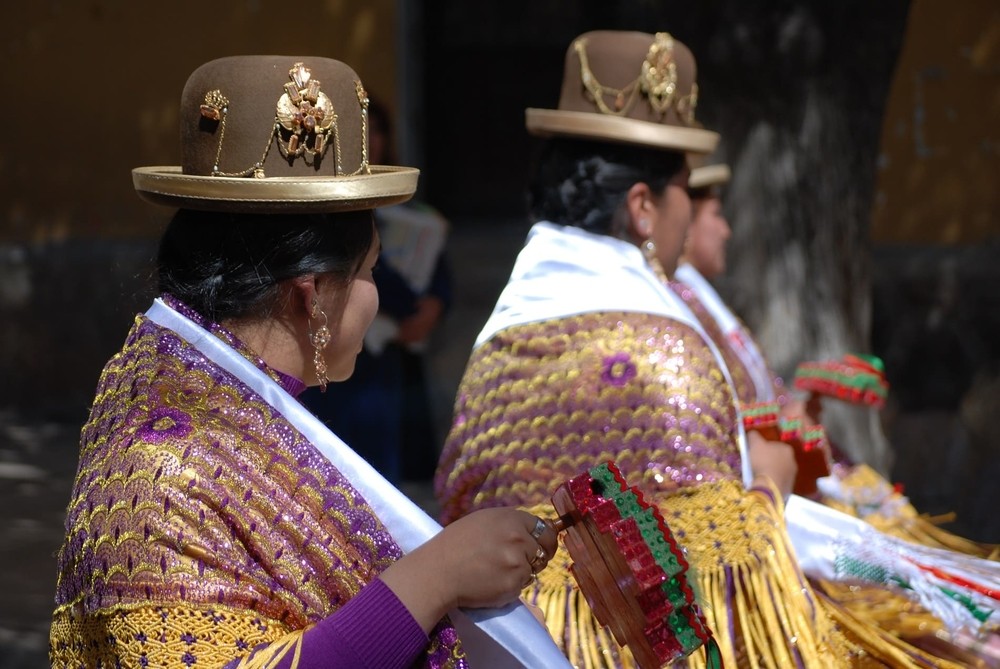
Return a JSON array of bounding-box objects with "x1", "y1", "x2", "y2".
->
[
  {"x1": 198, "y1": 62, "x2": 370, "y2": 179},
  {"x1": 349, "y1": 81, "x2": 370, "y2": 176},
  {"x1": 676, "y1": 83, "x2": 699, "y2": 126},
  {"x1": 576, "y1": 32, "x2": 698, "y2": 125},
  {"x1": 200, "y1": 89, "x2": 274, "y2": 178},
  {"x1": 576, "y1": 37, "x2": 642, "y2": 116}
]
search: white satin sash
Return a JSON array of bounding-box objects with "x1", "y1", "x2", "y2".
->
[
  {"x1": 146, "y1": 298, "x2": 571, "y2": 669},
  {"x1": 674, "y1": 263, "x2": 776, "y2": 401},
  {"x1": 785, "y1": 494, "x2": 1000, "y2": 634}
]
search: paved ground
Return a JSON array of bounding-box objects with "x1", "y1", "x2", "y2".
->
[{"x1": 0, "y1": 416, "x2": 80, "y2": 669}]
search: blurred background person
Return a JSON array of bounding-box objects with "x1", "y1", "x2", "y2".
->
[
  {"x1": 671, "y1": 160, "x2": 1000, "y2": 663},
  {"x1": 674, "y1": 159, "x2": 997, "y2": 557}
]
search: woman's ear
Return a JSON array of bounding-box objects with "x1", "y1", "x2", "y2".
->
[
  {"x1": 290, "y1": 274, "x2": 320, "y2": 318},
  {"x1": 625, "y1": 182, "x2": 655, "y2": 241}
]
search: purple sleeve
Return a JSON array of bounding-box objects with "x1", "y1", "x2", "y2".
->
[
  {"x1": 225, "y1": 579, "x2": 430, "y2": 669},
  {"x1": 749, "y1": 483, "x2": 777, "y2": 506}
]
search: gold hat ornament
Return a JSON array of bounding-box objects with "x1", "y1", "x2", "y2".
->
[
  {"x1": 133, "y1": 55, "x2": 418, "y2": 213},
  {"x1": 527, "y1": 31, "x2": 719, "y2": 154}
]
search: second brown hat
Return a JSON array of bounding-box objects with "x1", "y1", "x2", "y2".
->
[{"x1": 527, "y1": 31, "x2": 718, "y2": 154}]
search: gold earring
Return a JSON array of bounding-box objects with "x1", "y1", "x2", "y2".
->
[
  {"x1": 309, "y1": 300, "x2": 332, "y2": 392},
  {"x1": 679, "y1": 231, "x2": 693, "y2": 263},
  {"x1": 642, "y1": 239, "x2": 669, "y2": 282},
  {"x1": 642, "y1": 238, "x2": 657, "y2": 261}
]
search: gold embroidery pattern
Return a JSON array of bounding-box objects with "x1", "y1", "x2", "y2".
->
[
  {"x1": 51, "y1": 604, "x2": 291, "y2": 668},
  {"x1": 668, "y1": 279, "x2": 758, "y2": 405},
  {"x1": 437, "y1": 312, "x2": 742, "y2": 525}
]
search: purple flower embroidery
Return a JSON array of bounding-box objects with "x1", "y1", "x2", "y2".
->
[
  {"x1": 601, "y1": 352, "x2": 637, "y2": 387},
  {"x1": 137, "y1": 407, "x2": 193, "y2": 443}
]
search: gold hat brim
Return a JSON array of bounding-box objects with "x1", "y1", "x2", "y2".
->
[
  {"x1": 132, "y1": 165, "x2": 419, "y2": 213},
  {"x1": 526, "y1": 108, "x2": 719, "y2": 154},
  {"x1": 688, "y1": 164, "x2": 731, "y2": 189}
]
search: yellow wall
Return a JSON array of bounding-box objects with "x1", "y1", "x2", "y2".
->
[
  {"x1": 0, "y1": 0, "x2": 398, "y2": 243},
  {"x1": 872, "y1": 0, "x2": 999, "y2": 244}
]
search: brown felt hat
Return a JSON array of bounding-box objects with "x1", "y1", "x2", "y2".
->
[
  {"x1": 133, "y1": 56, "x2": 418, "y2": 213},
  {"x1": 526, "y1": 31, "x2": 719, "y2": 154}
]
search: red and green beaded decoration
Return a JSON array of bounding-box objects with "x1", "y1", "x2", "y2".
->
[
  {"x1": 778, "y1": 419, "x2": 831, "y2": 497},
  {"x1": 739, "y1": 401, "x2": 781, "y2": 440},
  {"x1": 801, "y1": 425, "x2": 828, "y2": 455},
  {"x1": 793, "y1": 353, "x2": 889, "y2": 409},
  {"x1": 552, "y1": 462, "x2": 722, "y2": 669},
  {"x1": 739, "y1": 405, "x2": 831, "y2": 497},
  {"x1": 779, "y1": 416, "x2": 803, "y2": 444}
]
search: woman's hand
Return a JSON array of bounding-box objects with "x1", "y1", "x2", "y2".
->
[
  {"x1": 380, "y1": 508, "x2": 557, "y2": 633},
  {"x1": 747, "y1": 430, "x2": 797, "y2": 499}
]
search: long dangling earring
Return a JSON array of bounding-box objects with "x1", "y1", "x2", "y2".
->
[
  {"x1": 642, "y1": 238, "x2": 657, "y2": 262},
  {"x1": 309, "y1": 300, "x2": 332, "y2": 392},
  {"x1": 678, "y1": 229, "x2": 693, "y2": 266},
  {"x1": 642, "y1": 236, "x2": 668, "y2": 282}
]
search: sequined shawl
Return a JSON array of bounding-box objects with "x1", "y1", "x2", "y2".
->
[
  {"x1": 50, "y1": 296, "x2": 464, "y2": 668},
  {"x1": 438, "y1": 224, "x2": 748, "y2": 520},
  {"x1": 470, "y1": 223, "x2": 750, "y2": 483}
]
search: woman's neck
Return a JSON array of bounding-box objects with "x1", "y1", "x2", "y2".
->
[{"x1": 224, "y1": 315, "x2": 311, "y2": 385}]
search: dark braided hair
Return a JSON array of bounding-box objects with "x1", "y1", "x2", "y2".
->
[
  {"x1": 157, "y1": 208, "x2": 376, "y2": 322},
  {"x1": 528, "y1": 137, "x2": 687, "y2": 238}
]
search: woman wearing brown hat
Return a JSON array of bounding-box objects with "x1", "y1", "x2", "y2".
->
[
  {"x1": 435, "y1": 31, "x2": 971, "y2": 668},
  {"x1": 48, "y1": 56, "x2": 571, "y2": 669},
  {"x1": 674, "y1": 162, "x2": 1000, "y2": 662},
  {"x1": 671, "y1": 160, "x2": 784, "y2": 407}
]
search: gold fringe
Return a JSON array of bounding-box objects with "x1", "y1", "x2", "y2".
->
[
  {"x1": 236, "y1": 627, "x2": 307, "y2": 669},
  {"x1": 815, "y1": 580, "x2": 943, "y2": 639},
  {"x1": 814, "y1": 584, "x2": 971, "y2": 669},
  {"x1": 50, "y1": 604, "x2": 293, "y2": 668},
  {"x1": 522, "y1": 480, "x2": 986, "y2": 668},
  {"x1": 826, "y1": 465, "x2": 999, "y2": 561},
  {"x1": 523, "y1": 480, "x2": 853, "y2": 668},
  {"x1": 527, "y1": 551, "x2": 637, "y2": 669}
]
